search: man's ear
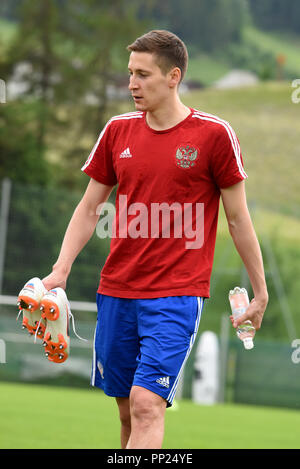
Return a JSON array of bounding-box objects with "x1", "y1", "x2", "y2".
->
[{"x1": 168, "y1": 67, "x2": 182, "y2": 88}]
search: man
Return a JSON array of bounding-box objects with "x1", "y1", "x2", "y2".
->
[{"x1": 43, "y1": 30, "x2": 268, "y2": 449}]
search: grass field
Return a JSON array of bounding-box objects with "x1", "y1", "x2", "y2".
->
[{"x1": 0, "y1": 382, "x2": 300, "y2": 449}]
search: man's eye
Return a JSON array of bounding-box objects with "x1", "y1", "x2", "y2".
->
[{"x1": 128, "y1": 72, "x2": 148, "y2": 78}]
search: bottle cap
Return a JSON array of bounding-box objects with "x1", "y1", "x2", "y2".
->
[{"x1": 243, "y1": 337, "x2": 254, "y2": 350}]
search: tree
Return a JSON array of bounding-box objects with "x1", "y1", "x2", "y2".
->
[
  {"x1": 5, "y1": 0, "x2": 61, "y2": 156},
  {"x1": 59, "y1": 0, "x2": 147, "y2": 129},
  {"x1": 0, "y1": 0, "x2": 148, "y2": 187},
  {"x1": 48, "y1": 0, "x2": 149, "y2": 187},
  {"x1": 0, "y1": 102, "x2": 52, "y2": 185},
  {"x1": 149, "y1": 0, "x2": 249, "y2": 53},
  {"x1": 0, "y1": 0, "x2": 63, "y2": 185},
  {"x1": 249, "y1": 0, "x2": 300, "y2": 34}
]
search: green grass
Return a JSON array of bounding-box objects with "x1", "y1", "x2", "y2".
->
[{"x1": 1, "y1": 382, "x2": 300, "y2": 449}]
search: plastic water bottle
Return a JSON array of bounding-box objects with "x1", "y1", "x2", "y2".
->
[{"x1": 229, "y1": 287, "x2": 255, "y2": 350}]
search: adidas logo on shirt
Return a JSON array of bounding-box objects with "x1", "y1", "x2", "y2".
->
[
  {"x1": 119, "y1": 147, "x2": 132, "y2": 158},
  {"x1": 156, "y1": 376, "x2": 170, "y2": 388}
]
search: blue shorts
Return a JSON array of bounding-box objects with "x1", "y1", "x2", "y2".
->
[{"x1": 91, "y1": 294, "x2": 204, "y2": 407}]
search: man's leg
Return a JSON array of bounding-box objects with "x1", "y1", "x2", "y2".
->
[
  {"x1": 126, "y1": 386, "x2": 167, "y2": 449},
  {"x1": 116, "y1": 397, "x2": 131, "y2": 449}
]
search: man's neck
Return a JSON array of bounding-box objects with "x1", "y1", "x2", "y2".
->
[{"x1": 146, "y1": 99, "x2": 191, "y2": 131}]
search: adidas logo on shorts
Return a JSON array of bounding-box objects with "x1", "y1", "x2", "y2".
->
[{"x1": 156, "y1": 376, "x2": 170, "y2": 388}]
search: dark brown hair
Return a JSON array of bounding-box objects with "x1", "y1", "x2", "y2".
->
[{"x1": 127, "y1": 30, "x2": 188, "y2": 83}]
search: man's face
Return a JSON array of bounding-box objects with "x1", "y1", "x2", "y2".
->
[{"x1": 128, "y1": 52, "x2": 174, "y2": 112}]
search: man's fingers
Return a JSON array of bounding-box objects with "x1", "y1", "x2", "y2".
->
[
  {"x1": 230, "y1": 297, "x2": 265, "y2": 330},
  {"x1": 42, "y1": 275, "x2": 66, "y2": 292},
  {"x1": 232, "y1": 312, "x2": 249, "y2": 328}
]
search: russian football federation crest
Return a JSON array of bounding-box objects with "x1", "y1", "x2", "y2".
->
[{"x1": 175, "y1": 144, "x2": 199, "y2": 169}]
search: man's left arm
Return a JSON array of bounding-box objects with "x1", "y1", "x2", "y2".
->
[{"x1": 220, "y1": 181, "x2": 268, "y2": 330}]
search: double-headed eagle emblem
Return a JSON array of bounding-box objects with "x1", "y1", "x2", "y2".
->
[{"x1": 175, "y1": 145, "x2": 198, "y2": 169}]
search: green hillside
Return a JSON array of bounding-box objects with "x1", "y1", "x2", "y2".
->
[
  {"x1": 186, "y1": 53, "x2": 231, "y2": 86},
  {"x1": 184, "y1": 26, "x2": 300, "y2": 85},
  {"x1": 243, "y1": 26, "x2": 300, "y2": 77},
  {"x1": 182, "y1": 82, "x2": 299, "y2": 217}
]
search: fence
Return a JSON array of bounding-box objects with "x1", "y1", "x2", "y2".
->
[
  {"x1": 233, "y1": 340, "x2": 300, "y2": 409},
  {"x1": 0, "y1": 301, "x2": 95, "y2": 388},
  {"x1": 1, "y1": 178, "x2": 300, "y2": 410},
  {"x1": 1, "y1": 304, "x2": 300, "y2": 410},
  {"x1": 0, "y1": 177, "x2": 112, "y2": 305}
]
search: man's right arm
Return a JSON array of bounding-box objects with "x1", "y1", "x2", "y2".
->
[{"x1": 42, "y1": 178, "x2": 114, "y2": 291}]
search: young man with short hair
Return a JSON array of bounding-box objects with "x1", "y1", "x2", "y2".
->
[{"x1": 43, "y1": 30, "x2": 268, "y2": 449}]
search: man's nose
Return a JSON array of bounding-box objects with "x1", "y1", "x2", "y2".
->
[{"x1": 128, "y1": 75, "x2": 138, "y2": 91}]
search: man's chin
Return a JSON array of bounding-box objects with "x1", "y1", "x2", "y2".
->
[
  {"x1": 134, "y1": 103, "x2": 144, "y2": 111},
  {"x1": 133, "y1": 99, "x2": 147, "y2": 111}
]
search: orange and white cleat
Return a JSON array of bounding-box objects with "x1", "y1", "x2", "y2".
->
[
  {"x1": 22, "y1": 309, "x2": 46, "y2": 339},
  {"x1": 18, "y1": 283, "x2": 87, "y2": 363},
  {"x1": 17, "y1": 277, "x2": 47, "y2": 313},
  {"x1": 17, "y1": 278, "x2": 47, "y2": 339},
  {"x1": 40, "y1": 288, "x2": 71, "y2": 363}
]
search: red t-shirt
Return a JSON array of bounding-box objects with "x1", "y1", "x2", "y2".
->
[{"x1": 81, "y1": 108, "x2": 247, "y2": 298}]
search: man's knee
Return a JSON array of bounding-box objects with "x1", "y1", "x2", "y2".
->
[{"x1": 130, "y1": 386, "x2": 166, "y2": 424}]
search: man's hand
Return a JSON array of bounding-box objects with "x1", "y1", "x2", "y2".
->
[
  {"x1": 42, "y1": 267, "x2": 69, "y2": 291},
  {"x1": 230, "y1": 294, "x2": 268, "y2": 330}
]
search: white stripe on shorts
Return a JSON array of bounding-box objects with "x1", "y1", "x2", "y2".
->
[
  {"x1": 167, "y1": 296, "x2": 204, "y2": 405},
  {"x1": 91, "y1": 321, "x2": 98, "y2": 386}
]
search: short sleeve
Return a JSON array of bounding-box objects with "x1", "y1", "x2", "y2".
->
[
  {"x1": 81, "y1": 120, "x2": 117, "y2": 186},
  {"x1": 211, "y1": 122, "x2": 247, "y2": 189}
]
